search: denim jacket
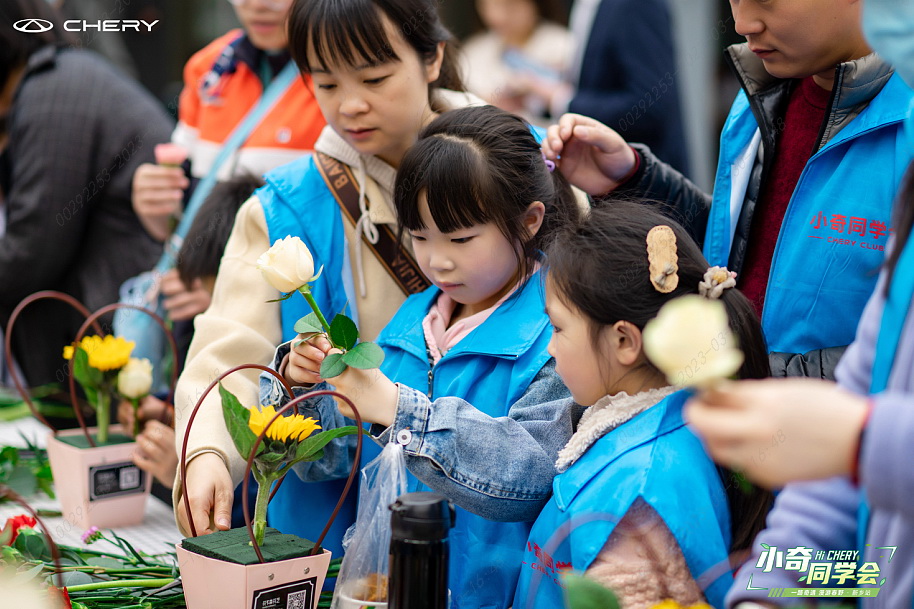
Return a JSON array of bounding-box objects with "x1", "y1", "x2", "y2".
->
[{"x1": 261, "y1": 272, "x2": 578, "y2": 608}]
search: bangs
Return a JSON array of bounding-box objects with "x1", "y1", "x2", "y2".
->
[
  {"x1": 303, "y1": 0, "x2": 401, "y2": 71},
  {"x1": 396, "y1": 135, "x2": 492, "y2": 233}
]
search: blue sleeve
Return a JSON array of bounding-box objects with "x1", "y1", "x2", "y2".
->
[
  {"x1": 374, "y1": 359, "x2": 581, "y2": 522},
  {"x1": 835, "y1": 272, "x2": 887, "y2": 396}
]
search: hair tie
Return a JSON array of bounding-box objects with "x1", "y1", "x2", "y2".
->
[
  {"x1": 699, "y1": 266, "x2": 737, "y2": 299},
  {"x1": 541, "y1": 151, "x2": 556, "y2": 173},
  {"x1": 646, "y1": 225, "x2": 679, "y2": 293}
]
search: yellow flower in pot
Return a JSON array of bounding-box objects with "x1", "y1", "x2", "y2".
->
[
  {"x1": 62, "y1": 334, "x2": 137, "y2": 444},
  {"x1": 176, "y1": 368, "x2": 366, "y2": 609}
]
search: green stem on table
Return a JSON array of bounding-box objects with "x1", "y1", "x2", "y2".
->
[
  {"x1": 96, "y1": 391, "x2": 110, "y2": 444},
  {"x1": 300, "y1": 290, "x2": 336, "y2": 346},
  {"x1": 64, "y1": 578, "x2": 174, "y2": 592},
  {"x1": 251, "y1": 473, "x2": 274, "y2": 547}
]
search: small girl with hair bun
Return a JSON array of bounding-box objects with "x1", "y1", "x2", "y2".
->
[
  {"x1": 265, "y1": 104, "x2": 583, "y2": 608},
  {"x1": 513, "y1": 202, "x2": 772, "y2": 609}
]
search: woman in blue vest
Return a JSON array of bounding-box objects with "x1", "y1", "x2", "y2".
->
[
  {"x1": 173, "y1": 0, "x2": 478, "y2": 554},
  {"x1": 264, "y1": 105, "x2": 582, "y2": 609},
  {"x1": 506, "y1": 204, "x2": 771, "y2": 609},
  {"x1": 688, "y1": 2, "x2": 914, "y2": 607}
]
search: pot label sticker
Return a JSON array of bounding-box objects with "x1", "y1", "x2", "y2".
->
[
  {"x1": 88, "y1": 461, "x2": 146, "y2": 501},
  {"x1": 252, "y1": 577, "x2": 317, "y2": 609}
]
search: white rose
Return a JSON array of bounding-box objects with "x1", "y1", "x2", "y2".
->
[
  {"x1": 117, "y1": 357, "x2": 153, "y2": 399},
  {"x1": 257, "y1": 236, "x2": 320, "y2": 293},
  {"x1": 642, "y1": 295, "x2": 744, "y2": 387}
]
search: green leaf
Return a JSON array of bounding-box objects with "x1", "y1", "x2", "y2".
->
[
  {"x1": 0, "y1": 445, "x2": 18, "y2": 465},
  {"x1": 294, "y1": 312, "x2": 324, "y2": 335},
  {"x1": 60, "y1": 571, "x2": 96, "y2": 587},
  {"x1": 292, "y1": 426, "x2": 362, "y2": 463},
  {"x1": 73, "y1": 347, "x2": 103, "y2": 388},
  {"x1": 87, "y1": 556, "x2": 126, "y2": 569},
  {"x1": 328, "y1": 315, "x2": 359, "y2": 351},
  {"x1": 300, "y1": 447, "x2": 324, "y2": 462},
  {"x1": 319, "y1": 352, "x2": 347, "y2": 379},
  {"x1": 266, "y1": 292, "x2": 295, "y2": 303},
  {"x1": 219, "y1": 384, "x2": 260, "y2": 461},
  {"x1": 12, "y1": 562, "x2": 43, "y2": 584},
  {"x1": 258, "y1": 451, "x2": 287, "y2": 465},
  {"x1": 341, "y1": 342, "x2": 385, "y2": 370},
  {"x1": 6, "y1": 464, "x2": 37, "y2": 497},
  {"x1": 13, "y1": 529, "x2": 49, "y2": 561},
  {"x1": 561, "y1": 572, "x2": 620, "y2": 609}
]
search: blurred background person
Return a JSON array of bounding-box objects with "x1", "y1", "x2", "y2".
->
[
  {"x1": 0, "y1": 0, "x2": 171, "y2": 390},
  {"x1": 461, "y1": 0, "x2": 572, "y2": 125},
  {"x1": 550, "y1": 0, "x2": 689, "y2": 174}
]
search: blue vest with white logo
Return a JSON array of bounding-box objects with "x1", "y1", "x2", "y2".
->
[
  {"x1": 704, "y1": 74, "x2": 914, "y2": 354},
  {"x1": 513, "y1": 391, "x2": 732, "y2": 609}
]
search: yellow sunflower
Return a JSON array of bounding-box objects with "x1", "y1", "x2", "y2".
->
[
  {"x1": 650, "y1": 602, "x2": 712, "y2": 609},
  {"x1": 63, "y1": 335, "x2": 135, "y2": 371},
  {"x1": 248, "y1": 405, "x2": 321, "y2": 443}
]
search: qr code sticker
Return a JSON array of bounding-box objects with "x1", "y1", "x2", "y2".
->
[
  {"x1": 120, "y1": 466, "x2": 141, "y2": 489},
  {"x1": 287, "y1": 590, "x2": 307, "y2": 609}
]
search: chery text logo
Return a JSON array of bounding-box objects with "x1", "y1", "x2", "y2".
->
[{"x1": 12, "y1": 19, "x2": 159, "y2": 33}]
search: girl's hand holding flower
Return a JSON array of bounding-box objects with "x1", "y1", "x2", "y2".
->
[
  {"x1": 326, "y1": 363, "x2": 399, "y2": 429},
  {"x1": 286, "y1": 334, "x2": 333, "y2": 387},
  {"x1": 283, "y1": 332, "x2": 400, "y2": 425}
]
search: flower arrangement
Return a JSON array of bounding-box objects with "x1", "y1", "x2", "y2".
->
[
  {"x1": 116, "y1": 358, "x2": 154, "y2": 436},
  {"x1": 257, "y1": 236, "x2": 384, "y2": 378},
  {"x1": 219, "y1": 385, "x2": 361, "y2": 546},
  {"x1": 62, "y1": 336, "x2": 153, "y2": 444}
]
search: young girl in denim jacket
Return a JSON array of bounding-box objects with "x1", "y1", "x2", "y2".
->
[
  {"x1": 512, "y1": 203, "x2": 772, "y2": 609},
  {"x1": 262, "y1": 105, "x2": 582, "y2": 608}
]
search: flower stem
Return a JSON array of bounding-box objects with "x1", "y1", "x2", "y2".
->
[
  {"x1": 130, "y1": 397, "x2": 140, "y2": 437},
  {"x1": 96, "y1": 390, "x2": 110, "y2": 444},
  {"x1": 300, "y1": 289, "x2": 336, "y2": 346},
  {"x1": 252, "y1": 474, "x2": 273, "y2": 547},
  {"x1": 64, "y1": 578, "x2": 174, "y2": 592}
]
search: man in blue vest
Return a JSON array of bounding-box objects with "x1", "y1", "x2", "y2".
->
[{"x1": 543, "y1": 0, "x2": 914, "y2": 380}]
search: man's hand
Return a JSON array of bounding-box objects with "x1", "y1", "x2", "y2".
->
[{"x1": 543, "y1": 113, "x2": 637, "y2": 196}]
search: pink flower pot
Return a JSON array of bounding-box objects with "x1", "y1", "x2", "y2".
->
[
  {"x1": 45, "y1": 425, "x2": 151, "y2": 529},
  {"x1": 176, "y1": 542, "x2": 332, "y2": 609}
]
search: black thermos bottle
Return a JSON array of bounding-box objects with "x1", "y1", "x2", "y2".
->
[{"x1": 388, "y1": 492, "x2": 456, "y2": 609}]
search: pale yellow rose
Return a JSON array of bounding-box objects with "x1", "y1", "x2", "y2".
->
[
  {"x1": 257, "y1": 236, "x2": 321, "y2": 293},
  {"x1": 642, "y1": 295, "x2": 743, "y2": 387},
  {"x1": 117, "y1": 357, "x2": 153, "y2": 399}
]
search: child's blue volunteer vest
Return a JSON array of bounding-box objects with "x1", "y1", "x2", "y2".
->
[
  {"x1": 374, "y1": 274, "x2": 554, "y2": 609},
  {"x1": 513, "y1": 391, "x2": 732, "y2": 609},
  {"x1": 704, "y1": 73, "x2": 913, "y2": 355}
]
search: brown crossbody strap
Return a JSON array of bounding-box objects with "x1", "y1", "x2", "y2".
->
[{"x1": 314, "y1": 151, "x2": 431, "y2": 296}]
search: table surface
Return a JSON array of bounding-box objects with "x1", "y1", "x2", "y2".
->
[{"x1": 0, "y1": 417, "x2": 184, "y2": 555}]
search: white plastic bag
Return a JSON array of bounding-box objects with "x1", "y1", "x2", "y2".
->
[{"x1": 332, "y1": 442, "x2": 408, "y2": 608}]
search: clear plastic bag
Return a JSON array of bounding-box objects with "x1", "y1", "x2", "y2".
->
[{"x1": 332, "y1": 441, "x2": 408, "y2": 609}]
